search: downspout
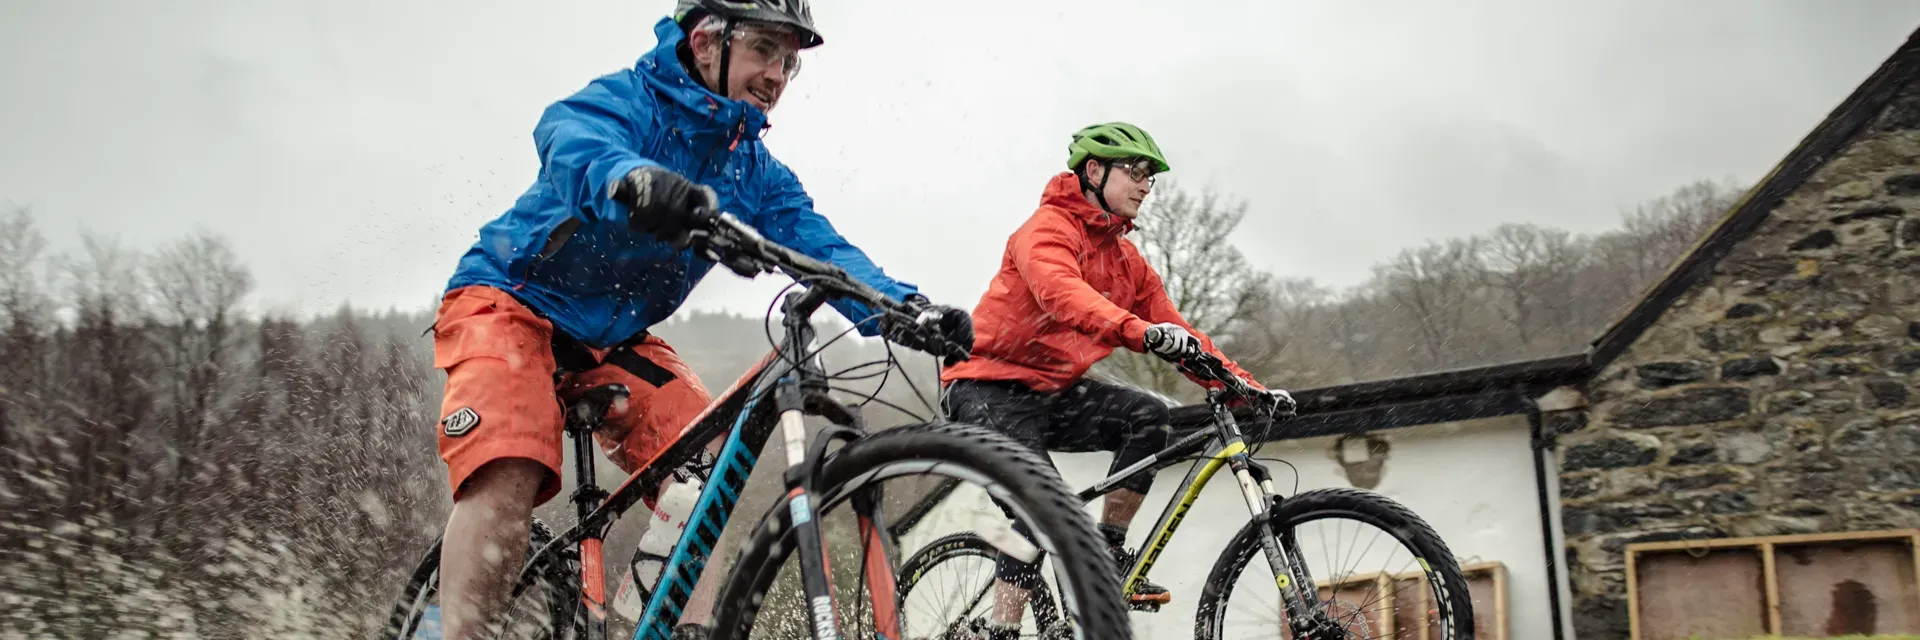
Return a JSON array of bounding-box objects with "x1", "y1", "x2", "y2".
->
[{"x1": 1528, "y1": 403, "x2": 1569, "y2": 640}]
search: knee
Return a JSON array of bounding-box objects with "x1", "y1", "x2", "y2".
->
[
  {"x1": 457, "y1": 458, "x2": 550, "y2": 511},
  {"x1": 1128, "y1": 400, "x2": 1170, "y2": 429}
]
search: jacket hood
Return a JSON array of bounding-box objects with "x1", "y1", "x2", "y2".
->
[
  {"x1": 1039, "y1": 171, "x2": 1135, "y2": 236},
  {"x1": 634, "y1": 16, "x2": 770, "y2": 144}
]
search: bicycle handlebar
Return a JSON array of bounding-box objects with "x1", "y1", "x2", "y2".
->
[
  {"x1": 1172, "y1": 351, "x2": 1260, "y2": 400},
  {"x1": 671, "y1": 209, "x2": 970, "y2": 362}
]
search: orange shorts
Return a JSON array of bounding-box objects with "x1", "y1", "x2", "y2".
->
[{"x1": 432, "y1": 285, "x2": 712, "y2": 505}]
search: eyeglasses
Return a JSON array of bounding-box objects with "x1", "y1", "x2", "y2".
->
[
  {"x1": 731, "y1": 27, "x2": 803, "y2": 80},
  {"x1": 1110, "y1": 158, "x2": 1158, "y2": 186}
]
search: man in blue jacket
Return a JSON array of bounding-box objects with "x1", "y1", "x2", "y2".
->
[{"x1": 427, "y1": 2, "x2": 970, "y2": 637}]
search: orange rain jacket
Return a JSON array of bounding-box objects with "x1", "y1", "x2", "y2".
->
[{"x1": 941, "y1": 171, "x2": 1263, "y2": 393}]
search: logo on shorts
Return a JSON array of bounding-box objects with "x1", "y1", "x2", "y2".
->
[{"x1": 442, "y1": 407, "x2": 481, "y2": 437}]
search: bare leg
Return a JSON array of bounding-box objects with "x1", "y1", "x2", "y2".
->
[
  {"x1": 439, "y1": 458, "x2": 548, "y2": 640},
  {"x1": 988, "y1": 490, "x2": 1144, "y2": 631},
  {"x1": 992, "y1": 579, "x2": 1029, "y2": 627},
  {"x1": 1100, "y1": 489, "x2": 1144, "y2": 529}
]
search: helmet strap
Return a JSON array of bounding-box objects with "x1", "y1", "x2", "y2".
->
[
  {"x1": 1079, "y1": 159, "x2": 1116, "y2": 213},
  {"x1": 715, "y1": 19, "x2": 737, "y2": 100}
]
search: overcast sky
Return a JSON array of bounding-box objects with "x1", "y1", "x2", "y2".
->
[{"x1": 4, "y1": 0, "x2": 1919, "y2": 320}]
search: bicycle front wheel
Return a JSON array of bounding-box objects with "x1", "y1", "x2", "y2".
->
[
  {"x1": 1195, "y1": 488, "x2": 1474, "y2": 640},
  {"x1": 707, "y1": 422, "x2": 1130, "y2": 640}
]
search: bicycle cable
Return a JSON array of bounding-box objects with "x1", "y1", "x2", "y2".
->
[{"x1": 751, "y1": 276, "x2": 940, "y2": 422}]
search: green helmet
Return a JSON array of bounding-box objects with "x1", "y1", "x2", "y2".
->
[{"x1": 1066, "y1": 122, "x2": 1171, "y2": 174}]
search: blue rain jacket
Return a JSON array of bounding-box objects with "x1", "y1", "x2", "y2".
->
[{"x1": 446, "y1": 17, "x2": 918, "y2": 348}]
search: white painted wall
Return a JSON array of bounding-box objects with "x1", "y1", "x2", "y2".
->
[{"x1": 900, "y1": 414, "x2": 1557, "y2": 639}]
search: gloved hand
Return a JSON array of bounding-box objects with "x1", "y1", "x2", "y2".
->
[
  {"x1": 1141, "y1": 323, "x2": 1202, "y2": 362},
  {"x1": 1252, "y1": 387, "x2": 1298, "y2": 417},
  {"x1": 611, "y1": 166, "x2": 718, "y2": 239},
  {"x1": 884, "y1": 294, "x2": 975, "y2": 366},
  {"x1": 1225, "y1": 383, "x2": 1297, "y2": 417}
]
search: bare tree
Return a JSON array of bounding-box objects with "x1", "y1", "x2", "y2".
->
[
  {"x1": 1618, "y1": 179, "x2": 1743, "y2": 288},
  {"x1": 146, "y1": 231, "x2": 253, "y2": 456},
  {"x1": 50, "y1": 230, "x2": 154, "y2": 517},
  {"x1": 1373, "y1": 237, "x2": 1485, "y2": 369},
  {"x1": 1229, "y1": 276, "x2": 1348, "y2": 387},
  {"x1": 0, "y1": 205, "x2": 50, "y2": 331},
  {"x1": 0, "y1": 205, "x2": 50, "y2": 508},
  {"x1": 1097, "y1": 182, "x2": 1271, "y2": 397},
  {"x1": 1477, "y1": 223, "x2": 1589, "y2": 351}
]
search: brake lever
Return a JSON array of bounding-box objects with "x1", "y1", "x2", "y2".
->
[
  {"x1": 719, "y1": 252, "x2": 768, "y2": 278},
  {"x1": 669, "y1": 229, "x2": 705, "y2": 252}
]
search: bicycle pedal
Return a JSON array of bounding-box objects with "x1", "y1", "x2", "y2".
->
[{"x1": 1125, "y1": 592, "x2": 1171, "y2": 612}]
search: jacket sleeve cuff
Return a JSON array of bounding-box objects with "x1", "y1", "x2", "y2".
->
[
  {"x1": 1121, "y1": 317, "x2": 1152, "y2": 352},
  {"x1": 594, "y1": 158, "x2": 654, "y2": 224}
]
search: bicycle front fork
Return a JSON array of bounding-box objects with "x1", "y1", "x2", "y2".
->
[
  {"x1": 1228, "y1": 454, "x2": 1338, "y2": 639},
  {"x1": 775, "y1": 382, "x2": 902, "y2": 640},
  {"x1": 778, "y1": 395, "x2": 842, "y2": 640}
]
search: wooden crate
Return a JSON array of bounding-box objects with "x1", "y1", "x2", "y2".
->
[{"x1": 1626, "y1": 529, "x2": 1920, "y2": 639}]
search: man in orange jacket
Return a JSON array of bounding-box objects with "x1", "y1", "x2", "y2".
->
[{"x1": 942, "y1": 122, "x2": 1296, "y2": 630}]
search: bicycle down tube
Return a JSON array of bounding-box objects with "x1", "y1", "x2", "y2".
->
[
  {"x1": 628, "y1": 296, "x2": 834, "y2": 640},
  {"x1": 1052, "y1": 377, "x2": 1326, "y2": 619}
]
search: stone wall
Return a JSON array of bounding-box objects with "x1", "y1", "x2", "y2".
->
[{"x1": 1555, "y1": 85, "x2": 1920, "y2": 639}]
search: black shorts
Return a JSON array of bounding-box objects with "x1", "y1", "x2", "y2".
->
[{"x1": 943, "y1": 377, "x2": 1170, "y2": 495}]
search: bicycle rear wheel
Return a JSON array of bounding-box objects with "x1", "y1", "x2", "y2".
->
[
  {"x1": 895, "y1": 532, "x2": 1070, "y2": 639},
  {"x1": 381, "y1": 517, "x2": 584, "y2": 640},
  {"x1": 707, "y1": 422, "x2": 1130, "y2": 640}
]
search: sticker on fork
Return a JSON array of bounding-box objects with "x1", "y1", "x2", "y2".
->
[{"x1": 809, "y1": 594, "x2": 838, "y2": 639}]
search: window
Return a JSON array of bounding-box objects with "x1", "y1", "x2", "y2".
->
[
  {"x1": 1314, "y1": 560, "x2": 1509, "y2": 639},
  {"x1": 1626, "y1": 529, "x2": 1920, "y2": 639}
]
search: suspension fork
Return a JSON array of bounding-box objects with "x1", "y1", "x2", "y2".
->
[
  {"x1": 1230, "y1": 455, "x2": 1328, "y2": 637},
  {"x1": 1214, "y1": 408, "x2": 1328, "y2": 637},
  {"x1": 770, "y1": 291, "x2": 847, "y2": 640},
  {"x1": 777, "y1": 378, "x2": 846, "y2": 640}
]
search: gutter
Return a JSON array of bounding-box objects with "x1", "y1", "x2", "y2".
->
[
  {"x1": 1528, "y1": 405, "x2": 1570, "y2": 640},
  {"x1": 1294, "y1": 353, "x2": 1589, "y2": 412}
]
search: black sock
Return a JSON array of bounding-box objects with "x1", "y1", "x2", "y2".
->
[{"x1": 1097, "y1": 523, "x2": 1128, "y2": 549}]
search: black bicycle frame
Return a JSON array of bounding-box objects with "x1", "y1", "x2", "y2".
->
[{"x1": 955, "y1": 387, "x2": 1335, "y2": 637}]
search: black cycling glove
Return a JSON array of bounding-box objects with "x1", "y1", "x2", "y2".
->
[
  {"x1": 611, "y1": 166, "x2": 717, "y2": 239},
  {"x1": 885, "y1": 294, "x2": 975, "y2": 366}
]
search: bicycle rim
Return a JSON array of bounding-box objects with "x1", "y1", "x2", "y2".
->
[
  {"x1": 895, "y1": 532, "x2": 1072, "y2": 639},
  {"x1": 1196, "y1": 488, "x2": 1474, "y2": 640}
]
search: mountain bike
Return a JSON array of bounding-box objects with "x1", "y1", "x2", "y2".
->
[
  {"x1": 380, "y1": 210, "x2": 1130, "y2": 640},
  {"x1": 894, "y1": 354, "x2": 1476, "y2": 639}
]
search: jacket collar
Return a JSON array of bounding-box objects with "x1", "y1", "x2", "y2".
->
[
  {"x1": 1039, "y1": 171, "x2": 1135, "y2": 236},
  {"x1": 633, "y1": 17, "x2": 771, "y2": 146}
]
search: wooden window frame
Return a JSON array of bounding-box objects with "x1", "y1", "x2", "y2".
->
[
  {"x1": 1312, "y1": 560, "x2": 1510, "y2": 640},
  {"x1": 1624, "y1": 528, "x2": 1920, "y2": 639}
]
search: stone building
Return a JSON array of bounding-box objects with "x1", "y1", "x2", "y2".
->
[
  {"x1": 895, "y1": 25, "x2": 1920, "y2": 640},
  {"x1": 1548, "y1": 22, "x2": 1920, "y2": 639}
]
